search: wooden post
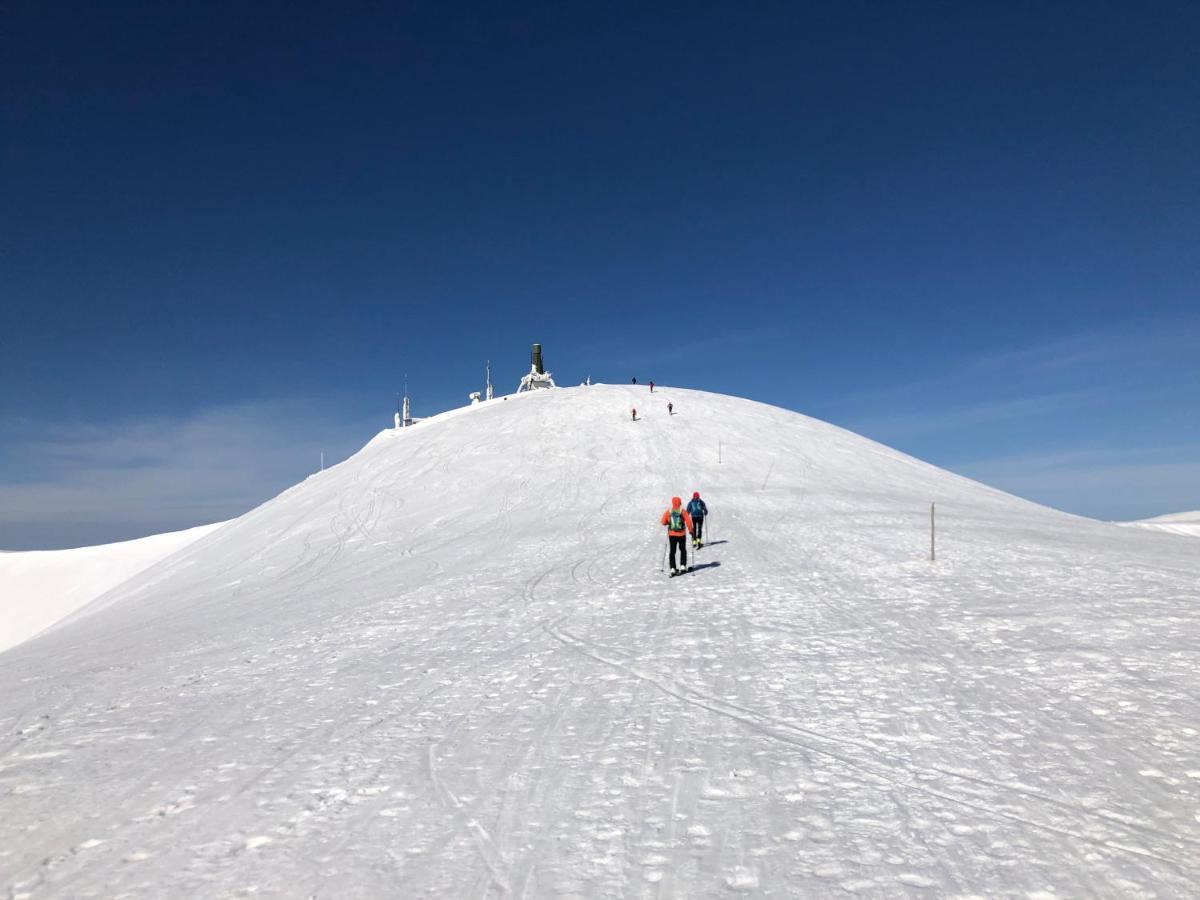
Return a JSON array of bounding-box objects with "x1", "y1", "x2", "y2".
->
[{"x1": 930, "y1": 502, "x2": 936, "y2": 561}]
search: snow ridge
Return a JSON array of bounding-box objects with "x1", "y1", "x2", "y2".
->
[
  {"x1": 0, "y1": 521, "x2": 224, "y2": 653},
  {"x1": 1119, "y1": 510, "x2": 1200, "y2": 538}
]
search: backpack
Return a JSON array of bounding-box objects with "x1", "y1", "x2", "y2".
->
[{"x1": 668, "y1": 509, "x2": 684, "y2": 531}]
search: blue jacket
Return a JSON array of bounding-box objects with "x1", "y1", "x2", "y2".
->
[{"x1": 687, "y1": 498, "x2": 707, "y2": 519}]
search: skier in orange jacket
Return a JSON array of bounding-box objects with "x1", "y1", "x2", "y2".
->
[{"x1": 660, "y1": 496, "x2": 695, "y2": 576}]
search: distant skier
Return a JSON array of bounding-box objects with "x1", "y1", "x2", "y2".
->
[
  {"x1": 632, "y1": 377, "x2": 637, "y2": 384},
  {"x1": 687, "y1": 492, "x2": 708, "y2": 548},
  {"x1": 631, "y1": 407, "x2": 637, "y2": 421},
  {"x1": 668, "y1": 402, "x2": 674, "y2": 415},
  {"x1": 661, "y1": 496, "x2": 695, "y2": 576},
  {"x1": 649, "y1": 380, "x2": 655, "y2": 392}
]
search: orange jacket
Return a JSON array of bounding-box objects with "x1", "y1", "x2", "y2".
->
[{"x1": 661, "y1": 506, "x2": 694, "y2": 537}]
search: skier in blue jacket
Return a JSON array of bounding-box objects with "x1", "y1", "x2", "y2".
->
[{"x1": 687, "y1": 492, "x2": 708, "y2": 548}]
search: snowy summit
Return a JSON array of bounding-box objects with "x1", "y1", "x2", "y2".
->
[{"x1": 1, "y1": 385, "x2": 1197, "y2": 897}]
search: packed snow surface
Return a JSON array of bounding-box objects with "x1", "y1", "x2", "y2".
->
[
  {"x1": 1, "y1": 385, "x2": 1198, "y2": 897},
  {"x1": 0, "y1": 522, "x2": 224, "y2": 654},
  {"x1": 1119, "y1": 511, "x2": 1200, "y2": 538}
]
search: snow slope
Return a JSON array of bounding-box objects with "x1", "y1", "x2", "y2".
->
[
  {"x1": 2, "y1": 385, "x2": 1198, "y2": 898},
  {"x1": 1119, "y1": 511, "x2": 1200, "y2": 539},
  {"x1": 0, "y1": 522, "x2": 225, "y2": 654}
]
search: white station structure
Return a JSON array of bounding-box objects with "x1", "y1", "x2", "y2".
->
[
  {"x1": 517, "y1": 343, "x2": 555, "y2": 393},
  {"x1": 400, "y1": 345, "x2": 556, "y2": 429}
]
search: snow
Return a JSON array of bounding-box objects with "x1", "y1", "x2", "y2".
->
[
  {"x1": 1118, "y1": 511, "x2": 1200, "y2": 538},
  {"x1": 0, "y1": 522, "x2": 225, "y2": 654},
  {"x1": 1, "y1": 384, "x2": 1198, "y2": 897}
]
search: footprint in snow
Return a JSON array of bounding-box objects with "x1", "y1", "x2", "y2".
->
[{"x1": 725, "y1": 866, "x2": 759, "y2": 890}]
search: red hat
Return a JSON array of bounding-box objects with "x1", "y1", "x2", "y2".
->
[
  {"x1": 693, "y1": 492, "x2": 700, "y2": 499},
  {"x1": 672, "y1": 496, "x2": 682, "y2": 508}
]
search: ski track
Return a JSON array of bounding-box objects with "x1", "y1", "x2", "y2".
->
[{"x1": 2, "y1": 384, "x2": 1198, "y2": 898}]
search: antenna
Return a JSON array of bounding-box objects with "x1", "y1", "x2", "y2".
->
[{"x1": 486, "y1": 360, "x2": 494, "y2": 400}]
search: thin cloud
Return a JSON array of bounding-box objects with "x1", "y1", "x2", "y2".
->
[
  {"x1": 845, "y1": 389, "x2": 1101, "y2": 440},
  {"x1": 949, "y1": 444, "x2": 1200, "y2": 521},
  {"x1": 964, "y1": 323, "x2": 1199, "y2": 376},
  {"x1": 829, "y1": 316, "x2": 1200, "y2": 416},
  {"x1": 0, "y1": 399, "x2": 379, "y2": 549}
]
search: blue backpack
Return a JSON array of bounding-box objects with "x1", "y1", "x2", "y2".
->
[{"x1": 668, "y1": 509, "x2": 684, "y2": 532}]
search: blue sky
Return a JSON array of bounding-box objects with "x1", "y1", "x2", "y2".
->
[{"x1": 2, "y1": 2, "x2": 1198, "y2": 548}]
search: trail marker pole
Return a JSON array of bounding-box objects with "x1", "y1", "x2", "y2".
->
[
  {"x1": 930, "y1": 502, "x2": 936, "y2": 562},
  {"x1": 321, "y1": 451, "x2": 325, "y2": 472}
]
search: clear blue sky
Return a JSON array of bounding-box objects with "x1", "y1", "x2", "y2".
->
[{"x1": 3, "y1": 1, "x2": 1198, "y2": 548}]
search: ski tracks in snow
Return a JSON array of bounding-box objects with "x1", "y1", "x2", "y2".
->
[{"x1": 543, "y1": 618, "x2": 1195, "y2": 874}]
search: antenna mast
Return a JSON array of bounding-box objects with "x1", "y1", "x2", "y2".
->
[{"x1": 486, "y1": 360, "x2": 494, "y2": 400}]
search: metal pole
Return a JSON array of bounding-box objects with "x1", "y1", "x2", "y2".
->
[{"x1": 930, "y1": 502, "x2": 936, "y2": 561}]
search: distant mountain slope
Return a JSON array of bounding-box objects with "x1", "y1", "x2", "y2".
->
[
  {"x1": 1118, "y1": 510, "x2": 1200, "y2": 538},
  {"x1": 0, "y1": 522, "x2": 224, "y2": 653},
  {"x1": 2, "y1": 385, "x2": 1197, "y2": 898}
]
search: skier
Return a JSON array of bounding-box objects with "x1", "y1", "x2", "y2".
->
[
  {"x1": 632, "y1": 377, "x2": 637, "y2": 384},
  {"x1": 668, "y1": 402, "x2": 674, "y2": 415},
  {"x1": 687, "y1": 491, "x2": 708, "y2": 548},
  {"x1": 660, "y1": 496, "x2": 695, "y2": 576},
  {"x1": 631, "y1": 407, "x2": 637, "y2": 421},
  {"x1": 649, "y1": 380, "x2": 655, "y2": 392}
]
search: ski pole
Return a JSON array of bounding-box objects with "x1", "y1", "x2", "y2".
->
[{"x1": 660, "y1": 538, "x2": 668, "y2": 573}]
